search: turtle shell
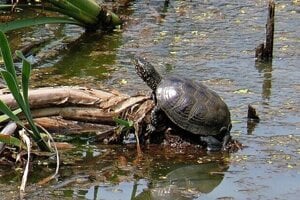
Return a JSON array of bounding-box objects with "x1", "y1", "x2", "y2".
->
[{"x1": 156, "y1": 76, "x2": 231, "y2": 136}]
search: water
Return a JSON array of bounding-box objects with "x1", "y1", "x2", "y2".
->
[{"x1": 1, "y1": 0, "x2": 300, "y2": 199}]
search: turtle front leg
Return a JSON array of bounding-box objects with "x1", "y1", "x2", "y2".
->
[
  {"x1": 201, "y1": 131, "x2": 231, "y2": 151},
  {"x1": 200, "y1": 136, "x2": 222, "y2": 151},
  {"x1": 148, "y1": 106, "x2": 167, "y2": 133},
  {"x1": 221, "y1": 132, "x2": 231, "y2": 150},
  {"x1": 220, "y1": 124, "x2": 232, "y2": 150}
]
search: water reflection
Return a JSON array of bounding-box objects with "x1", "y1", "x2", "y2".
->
[
  {"x1": 255, "y1": 60, "x2": 273, "y2": 101},
  {"x1": 79, "y1": 162, "x2": 228, "y2": 200},
  {"x1": 247, "y1": 60, "x2": 273, "y2": 135},
  {"x1": 135, "y1": 162, "x2": 228, "y2": 200},
  {"x1": 247, "y1": 119, "x2": 258, "y2": 135},
  {"x1": 31, "y1": 31, "x2": 123, "y2": 87},
  {"x1": 38, "y1": 144, "x2": 231, "y2": 200}
]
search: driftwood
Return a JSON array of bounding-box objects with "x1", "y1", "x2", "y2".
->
[
  {"x1": 0, "y1": 86, "x2": 154, "y2": 142},
  {"x1": 255, "y1": 0, "x2": 275, "y2": 61}
]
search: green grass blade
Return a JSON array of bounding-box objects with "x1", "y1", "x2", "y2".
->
[
  {"x1": 0, "y1": 17, "x2": 83, "y2": 33},
  {"x1": 15, "y1": 51, "x2": 39, "y2": 140},
  {"x1": 0, "y1": 134, "x2": 22, "y2": 148},
  {"x1": 0, "y1": 101, "x2": 20, "y2": 123},
  {"x1": 0, "y1": 108, "x2": 22, "y2": 123},
  {"x1": 21, "y1": 59, "x2": 31, "y2": 115},
  {"x1": 16, "y1": 50, "x2": 31, "y2": 109},
  {"x1": 0, "y1": 32, "x2": 51, "y2": 151},
  {"x1": 0, "y1": 70, "x2": 24, "y2": 108},
  {"x1": 0, "y1": 72, "x2": 19, "y2": 95},
  {"x1": 0, "y1": 31, "x2": 17, "y2": 81}
]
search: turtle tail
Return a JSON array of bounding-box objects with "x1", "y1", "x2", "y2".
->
[{"x1": 133, "y1": 56, "x2": 162, "y2": 91}]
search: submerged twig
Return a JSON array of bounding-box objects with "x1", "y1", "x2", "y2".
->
[
  {"x1": 36, "y1": 124, "x2": 60, "y2": 185},
  {"x1": 19, "y1": 129, "x2": 31, "y2": 194}
]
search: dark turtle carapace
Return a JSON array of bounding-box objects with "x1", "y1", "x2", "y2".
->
[{"x1": 133, "y1": 56, "x2": 232, "y2": 151}]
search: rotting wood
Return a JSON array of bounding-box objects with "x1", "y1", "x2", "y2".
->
[
  {"x1": 33, "y1": 117, "x2": 116, "y2": 142},
  {"x1": 0, "y1": 87, "x2": 103, "y2": 109},
  {"x1": 0, "y1": 86, "x2": 154, "y2": 142},
  {"x1": 33, "y1": 117, "x2": 114, "y2": 133},
  {"x1": 255, "y1": 0, "x2": 275, "y2": 61}
]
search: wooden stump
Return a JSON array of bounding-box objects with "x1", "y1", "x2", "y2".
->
[{"x1": 255, "y1": 0, "x2": 275, "y2": 61}]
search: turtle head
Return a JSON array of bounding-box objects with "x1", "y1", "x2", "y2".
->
[{"x1": 133, "y1": 56, "x2": 162, "y2": 91}]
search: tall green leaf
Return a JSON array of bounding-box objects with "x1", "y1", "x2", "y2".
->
[
  {"x1": 0, "y1": 0, "x2": 121, "y2": 31},
  {"x1": 0, "y1": 108, "x2": 22, "y2": 123},
  {"x1": 46, "y1": 0, "x2": 98, "y2": 25},
  {"x1": 0, "y1": 70, "x2": 24, "y2": 110},
  {"x1": 0, "y1": 31, "x2": 51, "y2": 151},
  {"x1": 0, "y1": 17, "x2": 83, "y2": 33},
  {"x1": 0, "y1": 101, "x2": 21, "y2": 123},
  {"x1": 1, "y1": 69, "x2": 45, "y2": 147},
  {"x1": 0, "y1": 31, "x2": 17, "y2": 81},
  {"x1": 70, "y1": 0, "x2": 101, "y2": 18},
  {"x1": 16, "y1": 50, "x2": 31, "y2": 111}
]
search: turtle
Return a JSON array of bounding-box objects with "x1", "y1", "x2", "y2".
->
[{"x1": 133, "y1": 56, "x2": 232, "y2": 151}]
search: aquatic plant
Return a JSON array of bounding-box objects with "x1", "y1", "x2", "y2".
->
[
  {"x1": 0, "y1": 31, "x2": 51, "y2": 151},
  {"x1": 0, "y1": 0, "x2": 121, "y2": 32}
]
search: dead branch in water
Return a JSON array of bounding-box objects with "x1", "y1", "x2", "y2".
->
[
  {"x1": 0, "y1": 86, "x2": 154, "y2": 142},
  {"x1": 255, "y1": 0, "x2": 275, "y2": 61}
]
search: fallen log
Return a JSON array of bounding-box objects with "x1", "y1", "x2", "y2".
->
[
  {"x1": 33, "y1": 117, "x2": 117, "y2": 142},
  {"x1": 0, "y1": 86, "x2": 109, "y2": 109},
  {"x1": 0, "y1": 86, "x2": 154, "y2": 143}
]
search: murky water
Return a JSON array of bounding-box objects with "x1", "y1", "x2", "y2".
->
[{"x1": 1, "y1": 0, "x2": 300, "y2": 199}]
